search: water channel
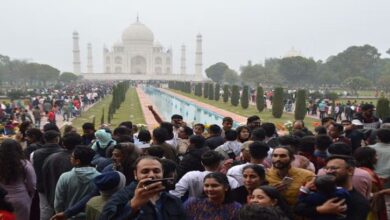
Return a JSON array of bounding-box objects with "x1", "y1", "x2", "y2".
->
[{"x1": 143, "y1": 86, "x2": 240, "y2": 128}]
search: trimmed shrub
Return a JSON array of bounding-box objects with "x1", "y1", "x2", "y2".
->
[
  {"x1": 208, "y1": 83, "x2": 214, "y2": 100},
  {"x1": 272, "y1": 87, "x2": 284, "y2": 118},
  {"x1": 215, "y1": 83, "x2": 220, "y2": 101},
  {"x1": 231, "y1": 85, "x2": 240, "y2": 106},
  {"x1": 223, "y1": 84, "x2": 230, "y2": 103},
  {"x1": 100, "y1": 108, "x2": 105, "y2": 125},
  {"x1": 204, "y1": 83, "x2": 209, "y2": 98},
  {"x1": 377, "y1": 97, "x2": 390, "y2": 120},
  {"x1": 240, "y1": 85, "x2": 249, "y2": 109},
  {"x1": 294, "y1": 89, "x2": 307, "y2": 120},
  {"x1": 256, "y1": 86, "x2": 265, "y2": 112}
]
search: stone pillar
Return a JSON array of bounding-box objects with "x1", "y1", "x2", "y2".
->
[
  {"x1": 87, "y1": 43, "x2": 93, "y2": 74},
  {"x1": 180, "y1": 44, "x2": 186, "y2": 75},
  {"x1": 195, "y1": 34, "x2": 203, "y2": 79},
  {"x1": 72, "y1": 31, "x2": 81, "y2": 75}
]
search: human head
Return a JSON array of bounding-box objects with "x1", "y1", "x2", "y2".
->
[
  {"x1": 82, "y1": 122, "x2": 95, "y2": 136},
  {"x1": 113, "y1": 126, "x2": 132, "y2": 138},
  {"x1": 251, "y1": 128, "x2": 266, "y2": 141},
  {"x1": 292, "y1": 120, "x2": 305, "y2": 131},
  {"x1": 43, "y1": 123, "x2": 60, "y2": 133},
  {"x1": 354, "y1": 147, "x2": 377, "y2": 170},
  {"x1": 201, "y1": 151, "x2": 225, "y2": 170},
  {"x1": 239, "y1": 205, "x2": 286, "y2": 220},
  {"x1": 133, "y1": 156, "x2": 164, "y2": 182},
  {"x1": 271, "y1": 146, "x2": 294, "y2": 170},
  {"x1": 0, "y1": 139, "x2": 25, "y2": 184},
  {"x1": 377, "y1": 128, "x2": 390, "y2": 143},
  {"x1": 119, "y1": 121, "x2": 133, "y2": 131},
  {"x1": 236, "y1": 125, "x2": 250, "y2": 143},
  {"x1": 225, "y1": 129, "x2": 238, "y2": 141},
  {"x1": 43, "y1": 130, "x2": 61, "y2": 144},
  {"x1": 261, "y1": 123, "x2": 277, "y2": 138},
  {"x1": 315, "y1": 135, "x2": 332, "y2": 152},
  {"x1": 189, "y1": 135, "x2": 206, "y2": 149},
  {"x1": 95, "y1": 129, "x2": 113, "y2": 144},
  {"x1": 314, "y1": 126, "x2": 327, "y2": 135},
  {"x1": 249, "y1": 141, "x2": 270, "y2": 161},
  {"x1": 315, "y1": 175, "x2": 337, "y2": 195},
  {"x1": 324, "y1": 155, "x2": 355, "y2": 186},
  {"x1": 25, "y1": 128, "x2": 43, "y2": 144},
  {"x1": 278, "y1": 135, "x2": 300, "y2": 152},
  {"x1": 193, "y1": 123, "x2": 205, "y2": 136},
  {"x1": 62, "y1": 132, "x2": 82, "y2": 151},
  {"x1": 71, "y1": 146, "x2": 95, "y2": 167},
  {"x1": 111, "y1": 142, "x2": 139, "y2": 183},
  {"x1": 203, "y1": 172, "x2": 232, "y2": 204},
  {"x1": 159, "y1": 122, "x2": 174, "y2": 140},
  {"x1": 242, "y1": 164, "x2": 267, "y2": 191},
  {"x1": 298, "y1": 136, "x2": 315, "y2": 155},
  {"x1": 178, "y1": 126, "x2": 193, "y2": 139},
  {"x1": 152, "y1": 127, "x2": 168, "y2": 144},
  {"x1": 222, "y1": 117, "x2": 233, "y2": 131},
  {"x1": 94, "y1": 171, "x2": 126, "y2": 196},
  {"x1": 63, "y1": 125, "x2": 77, "y2": 135},
  {"x1": 361, "y1": 104, "x2": 375, "y2": 118},
  {"x1": 328, "y1": 142, "x2": 352, "y2": 156},
  {"x1": 321, "y1": 117, "x2": 335, "y2": 128},
  {"x1": 208, "y1": 124, "x2": 222, "y2": 136},
  {"x1": 138, "y1": 130, "x2": 152, "y2": 143},
  {"x1": 327, "y1": 123, "x2": 343, "y2": 139},
  {"x1": 247, "y1": 115, "x2": 261, "y2": 130},
  {"x1": 171, "y1": 114, "x2": 183, "y2": 128}
]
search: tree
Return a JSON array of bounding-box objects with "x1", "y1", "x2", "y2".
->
[
  {"x1": 378, "y1": 74, "x2": 390, "y2": 94},
  {"x1": 101, "y1": 108, "x2": 105, "y2": 125},
  {"x1": 294, "y1": 90, "x2": 307, "y2": 120},
  {"x1": 278, "y1": 56, "x2": 317, "y2": 86},
  {"x1": 223, "y1": 84, "x2": 230, "y2": 103},
  {"x1": 343, "y1": 76, "x2": 372, "y2": 95},
  {"x1": 231, "y1": 85, "x2": 240, "y2": 106},
  {"x1": 195, "y1": 83, "x2": 202, "y2": 96},
  {"x1": 203, "y1": 83, "x2": 209, "y2": 98},
  {"x1": 208, "y1": 83, "x2": 214, "y2": 100},
  {"x1": 272, "y1": 87, "x2": 284, "y2": 118},
  {"x1": 59, "y1": 72, "x2": 79, "y2": 82},
  {"x1": 205, "y1": 62, "x2": 229, "y2": 83},
  {"x1": 256, "y1": 86, "x2": 265, "y2": 112},
  {"x1": 240, "y1": 63, "x2": 265, "y2": 86},
  {"x1": 240, "y1": 85, "x2": 249, "y2": 109},
  {"x1": 215, "y1": 83, "x2": 220, "y2": 101},
  {"x1": 223, "y1": 69, "x2": 240, "y2": 85},
  {"x1": 376, "y1": 97, "x2": 390, "y2": 120}
]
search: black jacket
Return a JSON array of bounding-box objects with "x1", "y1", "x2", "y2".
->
[
  {"x1": 205, "y1": 136, "x2": 224, "y2": 150},
  {"x1": 176, "y1": 146, "x2": 210, "y2": 180},
  {"x1": 100, "y1": 181, "x2": 186, "y2": 220}
]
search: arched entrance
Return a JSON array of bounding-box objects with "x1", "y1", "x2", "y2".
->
[{"x1": 131, "y1": 56, "x2": 147, "y2": 74}]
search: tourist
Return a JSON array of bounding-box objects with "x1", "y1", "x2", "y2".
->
[
  {"x1": 313, "y1": 135, "x2": 332, "y2": 169},
  {"x1": 221, "y1": 116, "x2": 233, "y2": 137},
  {"x1": 249, "y1": 185, "x2": 293, "y2": 219},
  {"x1": 266, "y1": 146, "x2": 315, "y2": 206},
  {"x1": 205, "y1": 124, "x2": 224, "y2": 150},
  {"x1": 0, "y1": 139, "x2": 36, "y2": 220},
  {"x1": 232, "y1": 164, "x2": 267, "y2": 204},
  {"x1": 278, "y1": 135, "x2": 315, "y2": 172},
  {"x1": 215, "y1": 130, "x2": 241, "y2": 160},
  {"x1": 184, "y1": 172, "x2": 241, "y2": 220},
  {"x1": 176, "y1": 135, "x2": 210, "y2": 180},
  {"x1": 149, "y1": 127, "x2": 177, "y2": 162},
  {"x1": 100, "y1": 156, "x2": 186, "y2": 219},
  {"x1": 246, "y1": 115, "x2": 261, "y2": 131},
  {"x1": 236, "y1": 125, "x2": 250, "y2": 143},
  {"x1": 32, "y1": 105, "x2": 41, "y2": 128},
  {"x1": 81, "y1": 122, "x2": 95, "y2": 146},
  {"x1": 23, "y1": 127, "x2": 43, "y2": 159},
  {"x1": 295, "y1": 155, "x2": 369, "y2": 220},
  {"x1": 170, "y1": 151, "x2": 239, "y2": 199},
  {"x1": 135, "y1": 129, "x2": 152, "y2": 151},
  {"x1": 261, "y1": 123, "x2": 280, "y2": 149},
  {"x1": 342, "y1": 120, "x2": 365, "y2": 152},
  {"x1": 54, "y1": 146, "x2": 100, "y2": 219},
  {"x1": 327, "y1": 123, "x2": 351, "y2": 146},
  {"x1": 227, "y1": 141, "x2": 269, "y2": 185},
  {"x1": 353, "y1": 104, "x2": 381, "y2": 129},
  {"x1": 91, "y1": 129, "x2": 116, "y2": 158},
  {"x1": 193, "y1": 123, "x2": 205, "y2": 136},
  {"x1": 177, "y1": 125, "x2": 193, "y2": 156}
]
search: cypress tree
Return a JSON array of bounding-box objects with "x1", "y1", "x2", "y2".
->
[
  {"x1": 204, "y1": 83, "x2": 209, "y2": 98},
  {"x1": 231, "y1": 85, "x2": 240, "y2": 106},
  {"x1": 208, "y1": 83, "x2": 214, "y2": 100},
  {"x1": 272, "y1": 87, "x2": 284, "y2": 118},
  {"x1": 215, "y1": 83, "x2": 220, "y2": 101},
  {"x1": 241, "y1": 85, "x2": 249, "y2": 109},
  {"x1": 294, "y1": 89, "x2": 307, "y2": 120},
  {"x1": 256, "y1": 86, "x2": 265, "y2": 112},
  {"x1": 223, "y1": 84, "x2": 230, "y2": 103},
  {"x1": 100, "y1": 108, "x2": 105, "y2": 125},
  {"x1": 377, "y1": 97, "x2": 390, "y2": 120}
]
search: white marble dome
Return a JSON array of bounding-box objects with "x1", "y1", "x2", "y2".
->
[{"x1": 122, "y1": 20, "x2": 154, "y2": 43}]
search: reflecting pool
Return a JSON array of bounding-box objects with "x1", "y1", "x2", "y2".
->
[{"x1": 143, "y1": 86, "x2": 240, "y2": 128}]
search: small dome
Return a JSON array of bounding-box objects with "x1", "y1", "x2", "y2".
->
[
  {"x1": 284, "y1": 47, "x2": 303, "y2": 58},
  {"x1": 122, "y1": 20, "x2": 154, "y2": 43}
]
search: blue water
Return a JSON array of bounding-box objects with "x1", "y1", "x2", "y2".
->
[{"x1": 143, "y1": 86, "x2": 240, "y2": 128}]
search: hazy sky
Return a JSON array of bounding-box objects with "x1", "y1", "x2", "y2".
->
[{"x1": 1, "y1": 0, "x2": 389, "y2": 74}]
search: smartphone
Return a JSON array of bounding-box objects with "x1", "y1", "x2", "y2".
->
[
  {"x1": 281, "y1": 176, "x2": 293, "y2": 185},
  {"x1": 144, "y1": 178, "x2": 175, "y2": 186}
]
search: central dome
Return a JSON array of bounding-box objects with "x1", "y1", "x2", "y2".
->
[{"x1": 122, "y1": 20, "x2": 154, "y2": 43}]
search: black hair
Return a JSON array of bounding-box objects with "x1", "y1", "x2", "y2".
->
[
  {"x1": 26, "y1": 128, "x2": 43, "y2": 142},
  {"x1": 138, "y1": 130, "x2": 152, "y2": 143},
  {"x1": 239, "y1": 205, "x2": 288, "y2": 220},
  {"x1": 354, "y1": 147, "x2": 376, "y2": 170},
  {"x1": 377, "y1": 128, "x2": 390, "y2": 143},
  {"x1": 247, "y1": 115, "x2": 260, "y2": 124},
  {"x1": 278, "y1": 135, "x2": 300, "y2": 151},
  {"x1": 321, "y1": 117, "x2": 335, "y2": 126},
  {"x1": 112, "y1": 142, "x2": 139, "y2": 184},
  {"x1": 208, "y1": 124, "x2": 222, "y2": 135},
  {"x1": 236, "y1": 125, "x2": 250, "y2": 142},
  {"x1": 189, "y1": 135, "x2": 206, "y2": 148},
  {"x1": 225, "y1": 130, "x2": 238, "y2": 141},
  {"x1": 181, "y1": 126, "x2": 194, "y2": 137},
  {"x1": 249, "y1": 141, "x2": 270, "y2": 160},
  {"x1": 331, "y1": 123, "x2": 344, "y2": 134},
  {"x1": 315, "y1": 135, "x2": 333, "y2": 151},
  {"x1": 298, "y1": 135, "x2": 316, "y2": 154},
  {"x1": 328, "y1": 142, "x2": 352, "y2": 156},
  {"x1": 194, "y1": 123, "x2": 205, "y2": 131},
  {"x1": 204, "y1": 172, "x2": 234, "y2": 204},
  {"x1": 82, "y1": 122, "x2": 95, "y2": 131},
  {"x1": 222, "y1": 117, "x2": 233, "y2": 123},
  {"x1": 361, "y1": 104, "x2": 374, "y2": 111},
  {"x1": 325, "y1": 154, "x2": 356, "y2": 168},
  {"x1": 113, "y1": 127, "x2": 132, "y2": 137},
  {"x1": 146, "y1": 146, "x2": 165, "y2": 158},
  {"x1": 261, "y1": 123, "x2": 277, "y2": 137},
  {"x1": 314, "y1": 126, "x2": 327, "y2": 135},
  {"x1": 171, "y1": 114, "x2": 183, "y2": 120},
  {"x1": 152, "y1": 127, "x2": 169, "y2": 144},
  {"x1": 43, "y1": 123, "x2": 60, "y2": 133},
  {"x1": 201, "y1": 151, "x2": 224, "y2": 168},
  {"x1": 115, "y1": 135, "x2": 134, "y2": 143},
  {"x1": 272, "y1": 146, "x2": 295, "y2": 160},
  {"x1": 160, "y1": 122, "x2": 174, "y2": 140},
  {"x1": 43, "y1": 130, "x2": 61, "y2": 143},
  {"x1": 119, "y1": 121, "x2": 133, "y2": 130},
  {"x1": 256, "y1": 185, "x2": 293, "y2": 219},
  {"x1": 251, "y1": 128, "x2": 266, "y2": 141},
  {"x1": 72, "y1": 146, "x2": 95, "y2": 166},
  {"x1": 161, "y1": 159, "x2": 177, "y2": 178},
  {"x1": 242, "y1": 164, "x2": 267, "y2": 183},
  {"x1": 315, "y1": 175, "x2": 337, "y2": 196},
  {"x1": 62, "y1": 132, "x2": 82, "y2": 151}
]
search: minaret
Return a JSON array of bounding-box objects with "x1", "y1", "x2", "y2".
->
[
  {"x1": 103, "y1": 45, "x2": 108, "y2": 73},
  {"x1": 72, "y1": 31, "x2": 81, "y2": 75},
  {"x1": 180, "y1": 44, "x2": 186, "y2": 75},
  {"x1": 195, "y1": 34, "x2": 203, "y2": 78},
  {"x1": 87, "y1": 43, "x2": 93, "y2": 73}
]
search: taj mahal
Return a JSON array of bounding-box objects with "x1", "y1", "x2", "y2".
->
[{"x1": 74, "y1": 17, "x2": 204, "y2": 81}]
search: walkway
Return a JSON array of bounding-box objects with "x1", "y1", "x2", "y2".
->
[{"x1": 136, "y1": 87, "x2": 162, "y2": 130}]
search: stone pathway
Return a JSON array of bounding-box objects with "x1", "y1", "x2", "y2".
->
[{"x1": 135, "y1": 87, "x2": 162, "y2": 130}]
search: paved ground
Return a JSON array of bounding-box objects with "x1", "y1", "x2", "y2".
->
[{"x1": 136, "y1": 87, "x2": 163, "y2": 130}]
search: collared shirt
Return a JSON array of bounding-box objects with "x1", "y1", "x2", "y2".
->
[
  {"x1": 369, "y1": 142, "x2": 390, "y2": 178},
  {"x1": 266, "y1": 167, "x2": 315, "y2": 206},
  {"x1": 170, "y1": 170, "x2": 239, "y2": 198}
]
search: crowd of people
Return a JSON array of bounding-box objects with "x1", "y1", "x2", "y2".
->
[{"x1": 0, "y1": 96, "x2": 389, "y2": 219}]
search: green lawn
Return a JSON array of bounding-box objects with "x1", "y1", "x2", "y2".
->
[
  {"x1": 170, "y1": 90, "x2": 320, "y2": 131},
  {"x1": 71, "y1": 88, "x2": 145, "y2": 132}
]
